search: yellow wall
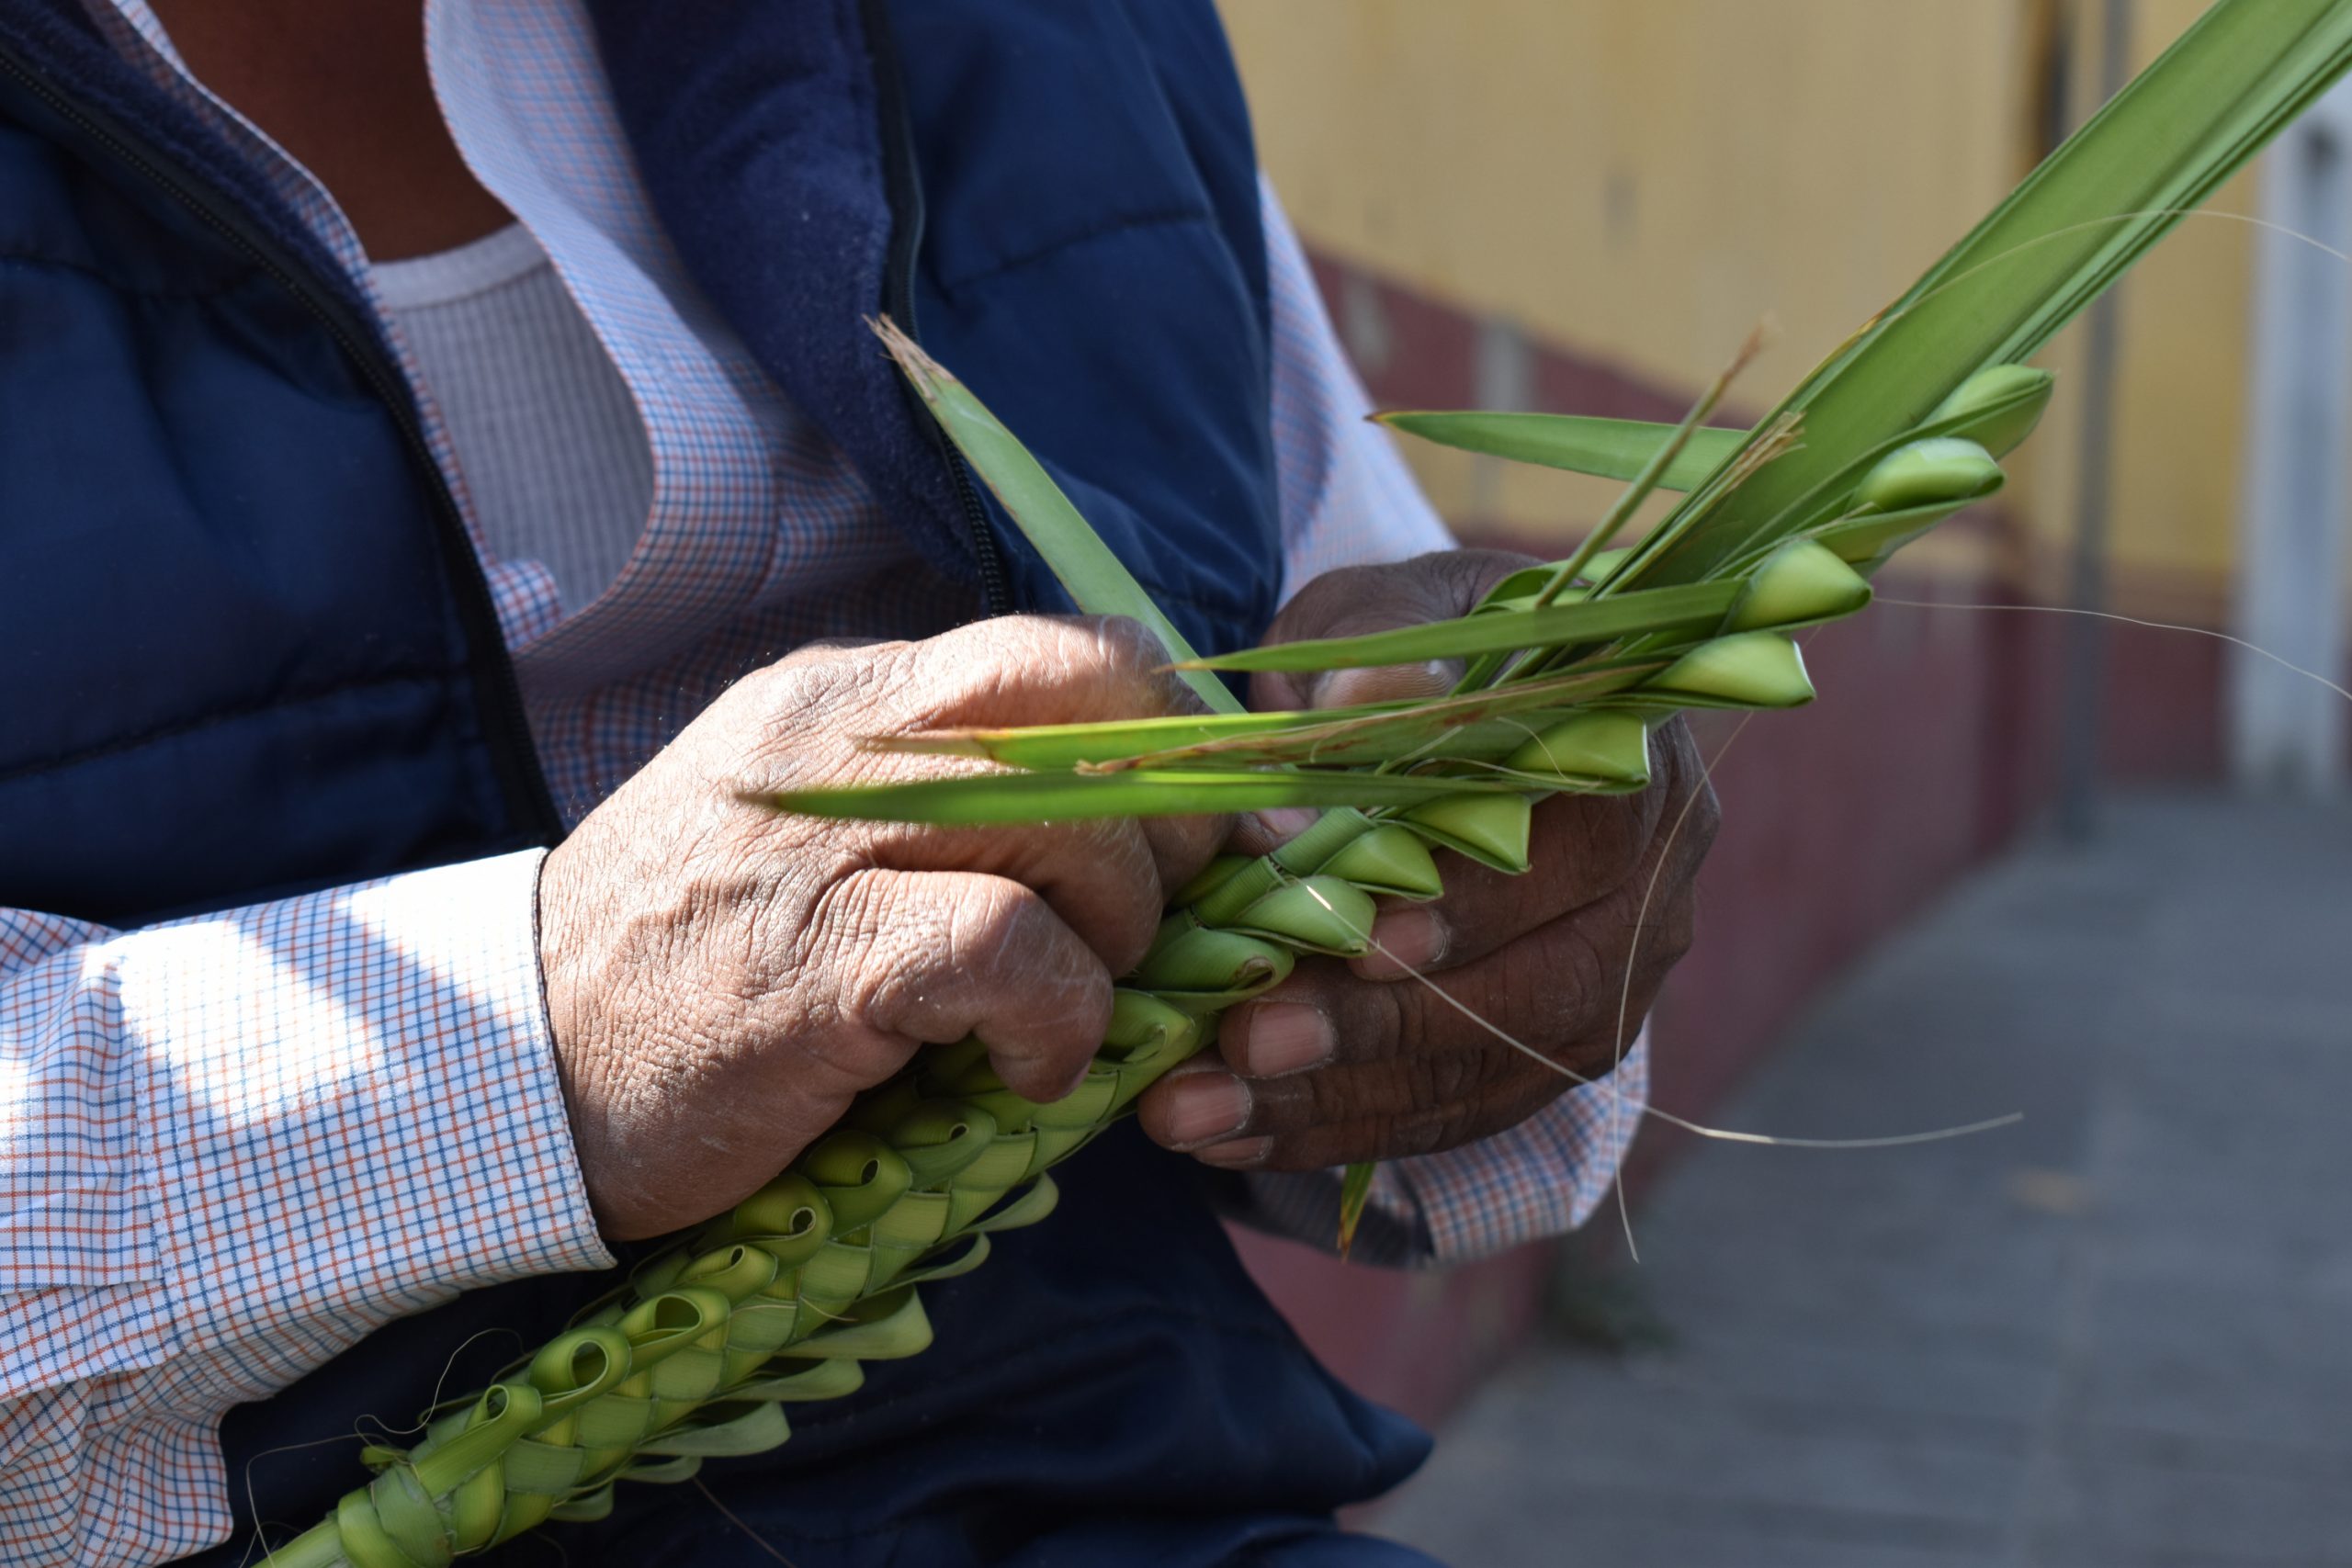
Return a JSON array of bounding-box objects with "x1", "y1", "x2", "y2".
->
[
  {"x1": 1222, "y1": 0, "x2": 2260, "y2": 615},
  {"x1": 2043, "y1": 0, "x2": 2255, "y2": 610}
]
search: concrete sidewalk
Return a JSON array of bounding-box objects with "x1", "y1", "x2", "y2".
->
[{"x1": 1376, "y1": 794, "x2": 2352, "y2": 1568}]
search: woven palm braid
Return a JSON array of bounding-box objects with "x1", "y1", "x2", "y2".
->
[
  {"x1": 274, "y1": 479, "x2": 1907, "y2": 1568},
  {"x1": 273, "y1": 795, "x2": 1569, "y2": 1568},
  {"x1": 270, "y1": 447, "x2": 1928, "y2": 1568}
]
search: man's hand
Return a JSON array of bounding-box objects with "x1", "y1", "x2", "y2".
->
[
  {"x1": 1136, "y1": 551, "x2": 1719, "y2": 1172},
  {"x1": 539, "y1": 616, "x2": 1224, "y2": 1239}
]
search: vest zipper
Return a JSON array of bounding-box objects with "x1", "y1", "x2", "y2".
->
[
  {"x1": 860, "y1": 0, "x2": 1013, "y2": 617},
  {"x1": 0, "y1": 44, "x2": 566, "y2": 847}
]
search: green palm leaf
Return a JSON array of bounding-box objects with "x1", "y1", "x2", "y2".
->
[
  {"x1": 1614, "y1": 0, "x2": 2352, "y2": 589},
  {"x1": 871, "y1": 661, "x2": 1665, "y2": 773},
  {"x1": 1374, "y1": 412, "x2": 1746, "y2": 490},
  {"x1": 767, "y1": 768, "x2": 1521, "y2": 825},
  {"x1": 1179, "y1": 581, "x2": 1740, "y2": 673},
  {"x1": 874, "y1": 317, "x2": 1243, "y2": 717}
]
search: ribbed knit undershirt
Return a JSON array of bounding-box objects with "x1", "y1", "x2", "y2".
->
[{"x1": 372, "y1": 223, "x2": 653, "y2": 614}]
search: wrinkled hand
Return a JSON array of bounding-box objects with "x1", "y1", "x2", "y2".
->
[
  {"x1": 1136, "y1": 550, "x2": 1719, "y2": 1171},
  {"x1": 539, "y1": 616, "x2": 1224, "y2": 1238}
]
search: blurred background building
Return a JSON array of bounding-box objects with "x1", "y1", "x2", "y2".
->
[{"x1": 1212, "y1": 0, "x2": 2352, "y2": 1486}]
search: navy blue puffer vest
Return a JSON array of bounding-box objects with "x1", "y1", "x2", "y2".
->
[{"x1": 0, "y1": 0, "x2": 1433, "y2": 1562}]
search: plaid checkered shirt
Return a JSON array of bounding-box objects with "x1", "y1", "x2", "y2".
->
[{"x1": 0, "y1": 2, "x2": 1650, "y2": 1561}]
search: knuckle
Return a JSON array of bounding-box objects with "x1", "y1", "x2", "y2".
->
[
  {"x1": 957, "y1": 877, "x2": 1058, "y2": 976},
  {"x1": 779, "y1": 879, "x2": 913, "y2": 1088},
  {"x1": 786, "y1": 639, "x2": 909, "y2": 721},
  {"x1": 1426, "y1": 1097, "x2": 1486, "y2": 1152},
  {"x1": 1408, "y1": 1049, "x2": 1487, "y2": 1107},
  {"x1": 1261, "y1": 566, "x2": 1359, "y2": 643},
  {"x1": 1685, "y1": 775, "x2": 1724, "y2": 856},
  {"x1": 823, "y1": 873, "x2": 926, "y2": 1031},
  {"x1": 1350, "y1": 973, "x2": 1413, "y2": 1062},
  {"x1": 1044, "y1": 966, "x2": 1118, "y2": 1055},
  {"x1": 1301, "y1": 1068, "x2": 1371, "y2": 1130},
  {"x1": 1379, "y1": 1099, "x2": 1480, "y2": 1159},
  {"x1": 911, "y1": 619, "x2": 1065, "y2": 723},
  {"x1": 1146, "y1": 813, "x2": 1227, "y2": 894},
  {"x1": 980, "y1": 888, "x2": 1114, "y2": 1052},
  {"x1": 798, "y1": 1017, "x2": 915, "y2": 1095},
  {"x1": 1087, "y1": 615, "x2": 1197, "y2": 719},
  {"x1": 1531, "y1": 924, "x2": 1609, "y2": 1044},
  {"x1": 1561, "y1": 921, "x2": 1618, "y2": 1006},
  {"x1": 1091, "y1": 864, "x2": 1167, "y2": 977},
  {"x1": 1652, "y1": 894, "x2": 1700, "y2": 966},
  {"x1": 1081, "y1": 612, "x2": 1162, "y2": 673}
]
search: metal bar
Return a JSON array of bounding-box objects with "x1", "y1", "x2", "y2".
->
[{"x1": 2056, "y1": 0, "x2": 2133, "y2": 841}]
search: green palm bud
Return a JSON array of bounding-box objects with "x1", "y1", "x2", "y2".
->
[
  {"x1": 799, "y1": 1133, "x2": 914, "y2": 1230},
  {"x1": 1102, "y1": 987, "x2": 1203, "y2": 1058},
  {"x1": 725, "y1": 1173, "x2": 832, "y2": 1258},
  {"x1": 1477, "y1": 546, "x2": 1635, "y2": 610},
  {"x1": 1850, "y1": 436, "x2": 2002, "y2": 513},
  {"x1": 1129, "y1": 913, "x2": 1295, "y2": 1004},
  {"x1": 1228, "y1": 875, "x2": 1378, "y2": 954},
  {"x1": 802, "y1": 1289, "x2": 936, "y2": 1361},
  {"x1": 1724, "y1": 539, "x2": 1873, "y2": 632},
  {"x1": 1170, "y1": 852, "x2": 1256, "y2": 907},
  {"x1": 1649, "y1": 631, "x2": 1815, "y2": 708},
  {"x1": 1502, "y1": 709, "x2": 1651, "y2": 785},
  {"x1": 1580, "y1": 546, "x2": 1637, "y2": 585},
  {"x1": 1188, "y1": 807, "x2": 1382, "y2": 926},
  {"x1": 1315, "y1": 822, "x2": 1443, "y2": 899},
  {"x1": 884, "y1": 1101, "x2": 1002, "y2": 1186},
  {"x1": 1476, "y1": 562, "x2": 1557, "y2": 608},
  {"x1": 1928, "y1": 364, "x2": 2054, "y2": 456},
  {"x1": 1810, "y1": 499, "x2": 1968, "y2": 568},
  {"x1": 1268, "y1": 805, "x2": 1389, "y2": 874},
  {"x1": 1395, "y1": 790, "x2": 1533, "y2": 873}
]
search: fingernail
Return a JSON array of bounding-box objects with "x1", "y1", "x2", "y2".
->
[
  {"x1": 1194, "y1": 1135, "x2": 1273, "y2": 1169},
  {"x1": 1161, "y1": 1072, "x2": 1253, "y2": 1146},
  {"x1": 1254, "y1": 807, "x2": 1321, "y2": 844},
  {"x1": 1242, "y1": 1003, "x2": 1334, "y2": 1077},
  {"x1": 1356, "y1": 906, "x2": 1448, "y2": 979}
]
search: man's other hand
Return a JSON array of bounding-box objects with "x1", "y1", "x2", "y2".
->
[
  {"x1": 538, "y1": 616, "x2": 1225, "y2": 1239},
  {"x1": 1136, "y1": 551, "x2": 1719, "y2": 1172}
]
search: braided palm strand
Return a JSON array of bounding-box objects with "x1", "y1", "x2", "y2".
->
[
  {"x1": 269, "y1": 795, "x2": 1559, "y2": 1568},
  {"x1": 266, "y1": 424, "x2": 1987, "y2": 1565}
]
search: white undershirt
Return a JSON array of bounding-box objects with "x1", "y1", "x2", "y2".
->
[{"x1": 371, "y1": 224, "x2": 654, "y2": 614}]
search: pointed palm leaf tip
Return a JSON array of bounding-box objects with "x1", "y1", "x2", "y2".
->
[
  {"x1": 1373, "y1": 412, "x2": 1748, "y2": 491},
  {"x1": 871, "y1": 316, "x2": 1242, "y2": 716},
  {"x1": 1173, "y1": 581, "x2": 1744, "y2": 674},
  {"x1": 1606, "y1": 0, "x2": 2352, "y2": 591},
  {"x1": 1337, "y1": 1160, "x2": 1379, "y2": 1257},
  {"x1": 284, "y1": 8, "x2": 2352, "y2": 1562}
]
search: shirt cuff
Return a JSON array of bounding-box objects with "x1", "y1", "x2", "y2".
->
[
  {"x1": 1396, "y1": 1031, "x2": 1651, "y2": 1263},
  {"x1": 112, "y1": 850, "x2": 613, "y2": 1400},
  {"x1": 1225, "y1": 1029, "x2": 1650, "y2": 1269}
]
